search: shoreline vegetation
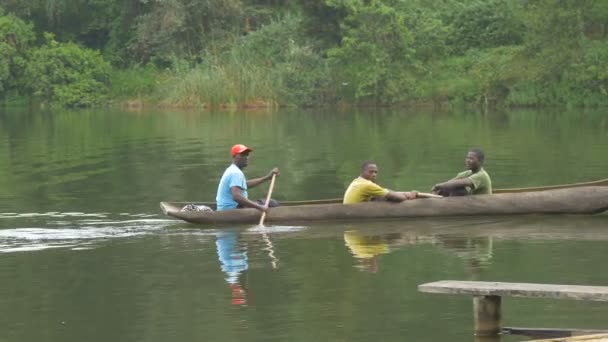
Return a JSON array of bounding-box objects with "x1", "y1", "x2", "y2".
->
[{"x1": 1, "y1": 1, "x2": 608, "y2": 110}]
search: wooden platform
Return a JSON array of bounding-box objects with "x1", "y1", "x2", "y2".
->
[
  {"x1": 503, "y1": 327, "x2": 608, "y2": 340},
  {"x1": 418, "y1": 281, "x2": 608, "y2": 301},
  {"x1": 418, "y1": 281, "x2": 608, "y2": 336},
  {"x1": 530, "y1": 333, "x2": 608, "y2": 341}
]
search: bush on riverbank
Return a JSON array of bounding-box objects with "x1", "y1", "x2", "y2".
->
[
  {"x1": 25, "y1": 33, "x2": 111, "y2": 107},
  {"x1": 2, "y1": 1, "x2": 608, "y2": 109}
]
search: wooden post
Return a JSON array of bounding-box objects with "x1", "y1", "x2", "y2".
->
[
  {"x1": 419, "y1": 280, "x2": 608, "y2": 340},
  {"x1": 473, "y1": 295, "x2": 502, "y2": 336},
  {"x1": 474, "y1": 335, "x2": 502, "y2": 342}
]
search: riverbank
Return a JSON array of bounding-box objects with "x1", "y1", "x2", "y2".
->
[
  {"x1": 3, "y1": 3, "x2": 608, "y2": 110},
  {"x1": 103, "y1": 58, "x2": 608, "y2": 111}
]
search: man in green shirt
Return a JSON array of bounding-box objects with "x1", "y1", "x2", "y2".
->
[{"x1": 431, "y1": 148, "x2": 492, "y2": 196}]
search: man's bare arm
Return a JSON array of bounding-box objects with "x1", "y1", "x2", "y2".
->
[
  {"x1": 385, "y1": 191, "x2": 418, "y2": 202},
  {"x1": 432, "y1": 178, "x2": 473, "y2": 192},
  {"x1": 231, "y1": 187, "x2": 267, "y2": 212},
  {"x1": 247, "y1": 167, "x2": 280, "y2": 188}
]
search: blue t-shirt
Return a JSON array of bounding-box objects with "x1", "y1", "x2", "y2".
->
[{"x1": 216, "y1": 164, "x2": 247, "y2": 211}]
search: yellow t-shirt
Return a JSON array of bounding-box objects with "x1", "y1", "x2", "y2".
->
[{"x1": 343, "y1": 177, "x2": 390, "y2": 204}]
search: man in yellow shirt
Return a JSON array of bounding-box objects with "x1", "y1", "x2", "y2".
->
[{"x1": 343, "y1": 161, "x2": 418, "y2": 204}]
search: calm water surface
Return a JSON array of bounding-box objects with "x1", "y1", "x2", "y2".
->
[{"x1": 0, "y1": 107, "x2": 607, "y2": 342}]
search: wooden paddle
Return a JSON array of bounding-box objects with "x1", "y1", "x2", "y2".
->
[
  {"x1": 259, "y1": 173, "x2": 277, "y2": 226},
  {"x1": 417, "y1": 192, "x2": 443, "y2": 199}
]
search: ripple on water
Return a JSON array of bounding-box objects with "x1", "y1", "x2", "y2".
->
[
  {"x1": 0, "y1": 211, "x2": 313, "y2": 253},
  {"x1": 246, "y1": 225, "x2": 308, "y2": 234},
  {"x1": 0, "y1": 212, "x2": 175, "y2": 253}
]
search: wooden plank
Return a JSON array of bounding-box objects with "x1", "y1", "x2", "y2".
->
[
  {"x1": 529, "y1": 333, "x2": 608, "y2": 341},
  {"x1": 418, "y1": 281, "x2": 608, "y2": 301},
  {"x1": 503, "y1": 327, "x2": 608, "y2": 339},
  {"x1": 494, "y1": 178, "x2": 608, "y2": 194}
]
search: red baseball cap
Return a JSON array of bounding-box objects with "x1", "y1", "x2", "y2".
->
[{"x1": 231, "y1": 144, "x2": 252, "y2": 157}]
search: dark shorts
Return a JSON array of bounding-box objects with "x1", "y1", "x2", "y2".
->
[
  {"x1": 255, "y1": 198, "x2": 280, "y2": 207},
  {"x1": 236, "y1": 198, "x2": 280, "y2": 208},
  {"x1": 437, "y1": 188, "x2": 469, "y2": 197}
]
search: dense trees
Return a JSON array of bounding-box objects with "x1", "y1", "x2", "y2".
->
[
  {"x1": 26, "y1": 33, "x2": 111, "y2": 107},
  {"x1": 0, "y1": 0, "x2": 607, "y2": 108},
  {"x1": 0, "y1": 8, "x2": 34, "y2": 96}
]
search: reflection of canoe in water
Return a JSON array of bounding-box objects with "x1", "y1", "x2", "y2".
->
[{"x1": 160, "y1": 185, "x2": 608, "y2": 225}]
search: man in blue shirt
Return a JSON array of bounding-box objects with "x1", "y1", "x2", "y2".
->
[{"x1": 216, "y1": 144, "x2": 280, "y2": 211}]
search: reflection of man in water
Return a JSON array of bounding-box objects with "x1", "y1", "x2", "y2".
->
[
  {"x1": 216, "y1": 231, "x2": 248, "y2": 305},
  {"x1": 343, "y1": 230, "x2": 391, "y2": 273},
  {"x1": 435, "y1": 235, "x2": 494, "y2": 280}
]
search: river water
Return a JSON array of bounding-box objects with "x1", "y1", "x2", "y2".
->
[{"x1": 0, "y1": 107, "x2": 607, "y2": 341}]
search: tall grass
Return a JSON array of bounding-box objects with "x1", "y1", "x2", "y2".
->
[
  {"x1": 507, "y1": 81, "x2": 608, "y2": 108},
  {"x1": 155, "y1": 13, "x2": 329, "y2": 108},
  {"x1": 109, "y1": 65, "x2": 162, "y2": 100},
  {"x1": 159, "y1": 53, "x2": 280, "y2": 108}
]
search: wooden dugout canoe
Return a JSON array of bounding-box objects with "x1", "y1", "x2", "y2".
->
[
  {"x1": 160, "y1": 185, "x2": 608, "y2": 225},
  {"x1": 165, "y1": 178, "x2": 608, "y2": 208}
]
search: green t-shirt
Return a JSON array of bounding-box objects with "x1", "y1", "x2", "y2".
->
[{"x1": 455, "y1": 168, "x2": 492, "y2": 195}]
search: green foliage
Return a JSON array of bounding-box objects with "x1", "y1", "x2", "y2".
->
[
  {"x1": 157, "y1": 54, "x2": 275, "y2": 108},
  {"x1": 109, "y1": 64, "x2": 161, "y2": 99},
  {"x1": 501, "y1": 1, "x2": 608, "y2": 107},
  {"x1": 508, "y1": 40, "x2": 608, "y2": 107},
  {"x1": 2, "y1": 0, "x2": 608, "y2": 108},
  {"x1": 403, "y1": 9, "x2": 452, "y2": 61},
  {"x1": 327, "y1": 0, "x2": 417, "y2": 104},
  {"x1": 103, "y1": 0, "x2": 143, "y2": 67},
  {"x1": 0, "y1": 0, "x2": 120, "y2": 49},
  {"x1": 583, "y1": 1, "x2": 608, "y2": 39},
  {"x1": 447, "y1": 0, "x2": 524, "y2": 54},
  {"x1": 416, "y1": 56, "x2": 480, "y2": 104},
  {"x1": 275, "y1": 42, "x2": 331, "y2": 106},
  {"x1": 129, "y1": 0, "x2": 244, "y2": 66},
  {"x1": 296, "y1": 0, "x2": 346, "y2": 50},
  {"x1": 522, "y1": 0, "x2": 586, "y2": 49},
  {"x1": 520, "y1": 0, "x2": 588, "y2": 81},
  {"x1": 159, "y1": 14, "x2": 330, "y2": 107},
  {"x1": 0, "y1": 8, "x2": 34, "y2": 96},
  {"x1": 570, "y1": 41, "x2": 608, "y2": 103},
  {"x1": 231, "y1": 14, "x2": 330, "y2": 106},
  {"x1": 469, "y1": 46, "x2": 523, "y2": 105},
  {"x1": 25, "y1": 33, "x2": 111, "y2": 107}
]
